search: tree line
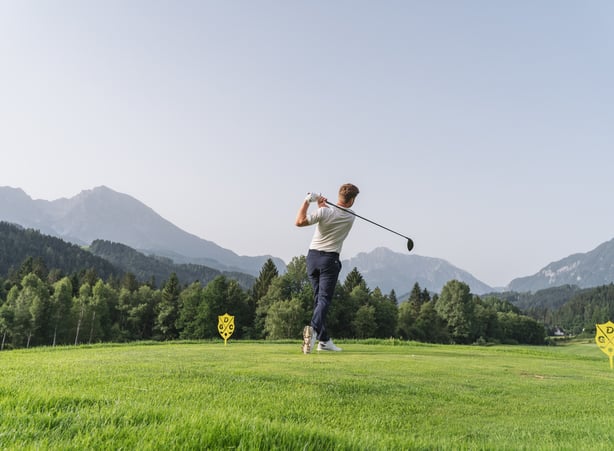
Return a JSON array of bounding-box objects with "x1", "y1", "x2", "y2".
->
[
  {"x1": 487, "y1": 283, "x2": 614, "y2": 337},
  {"x1": 0, "y1": 255, "x2": 548, "y2": 350},
  {"x1": 0, "y1": 221, "x2": 253, "y2": 290}
]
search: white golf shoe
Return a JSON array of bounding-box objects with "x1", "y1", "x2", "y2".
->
[
  {"x1": 302, "y1": 326, "x2": 316, "y2": 354},
  {"x1": 317, "y1": 339, "x2": 342, "y2": 352}
]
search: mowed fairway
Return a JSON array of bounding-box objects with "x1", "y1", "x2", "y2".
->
[{"x1": 0, "y1": 340, "x2": 612, "y2": 450}]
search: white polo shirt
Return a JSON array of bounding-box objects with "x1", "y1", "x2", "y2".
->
[{"x1": 307, "y1": 205, "x2": 355, "y2": 254}]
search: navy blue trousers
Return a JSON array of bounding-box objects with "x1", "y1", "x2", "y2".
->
[{"x1": 306, "y1": 249, "x2": 342, "y2": 342}]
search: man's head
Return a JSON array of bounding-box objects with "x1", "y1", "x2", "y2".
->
[{"x1": 338, "y1": 183, "x2": 359, "y2": 207}]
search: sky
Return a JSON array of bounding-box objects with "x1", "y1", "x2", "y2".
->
[{"x1": 1, "y1": 1, "x2": 613, "y2": 288}]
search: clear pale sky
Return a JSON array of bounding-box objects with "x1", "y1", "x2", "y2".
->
[{"x1": 1, "y1": 1, "x2": 613, "y2": 288}]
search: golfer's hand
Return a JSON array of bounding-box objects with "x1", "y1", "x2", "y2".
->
[
  {"x1": 317, "y1": 196, "x2": 327, "y2": 207},
  {"x1": 305, "y1": 192, "x2": 321, "y2": 203}
]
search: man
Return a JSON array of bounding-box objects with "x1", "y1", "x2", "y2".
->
[{"x1": 295, "y1": 183, "x2": 360, "y2": 353}]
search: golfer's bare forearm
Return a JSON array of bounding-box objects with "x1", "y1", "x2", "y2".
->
[{"x1": 295, "y1": 201, "x2": 310, "y2": 227}]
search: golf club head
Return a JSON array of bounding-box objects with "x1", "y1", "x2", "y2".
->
[{"x1": 406, "y1": 238, "x2": 414, "y2": 252}]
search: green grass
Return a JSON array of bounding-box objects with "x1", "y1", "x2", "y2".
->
[{"x1": 0, "y1": 340, "x2": 612, "y2": 450}]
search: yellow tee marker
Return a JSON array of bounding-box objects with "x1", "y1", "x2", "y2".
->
[
  {"x1": 595, "y1": 321, "x2": 614, "y2": 369},
  {"x1": 218, "y1": 313, "x2": 235, "y2": 345}
]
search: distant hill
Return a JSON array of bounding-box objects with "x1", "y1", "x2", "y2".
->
[
  {"x1": 508, "y1": 238, "x2": 614, "y2": 293},
  {"x1": 340, "y1": 247, "x2": 493, "y2": 295},
  {"x1": 0, "y1": 222, "x2": 253, "y2": 289},
  {"x1": 0, "y1": 185, "x2": 285, "y2": 277},
  {"x1": 0, "y1": 221, "x2": 121, "y2": 280},
  {"x1": 484, "y1": 284, "x2": 585, "y2": 312},
  {"x1": 89, "y1": 240, "x2": 255, "y2": 289}
]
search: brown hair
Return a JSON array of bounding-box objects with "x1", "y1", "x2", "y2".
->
[{"x1": 338, "y1": 183, "x2": 359, "y2": 203}]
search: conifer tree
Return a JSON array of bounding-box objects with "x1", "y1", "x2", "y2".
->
[
  {"x1": 155, "y1": 273, "x2": 181, "y2": 340},
  {"x1": 252, "y1": 258, "x2": 279, "y2": 301},
  {"x1": 343, "y1": 267, "x2": 367, "y2": 293}
]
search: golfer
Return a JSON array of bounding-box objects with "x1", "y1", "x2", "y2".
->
[{"x1": 295, "y1": 183, "x2": 360, "y2": 353}]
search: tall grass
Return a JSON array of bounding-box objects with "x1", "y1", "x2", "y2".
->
[{"x1": 0, "y1": 340, "x2": 612, "y2": 450}]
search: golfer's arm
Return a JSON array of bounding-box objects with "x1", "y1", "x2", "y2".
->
[{"x1": 295, "y1": 201, "x2": 310, "y2": 227}]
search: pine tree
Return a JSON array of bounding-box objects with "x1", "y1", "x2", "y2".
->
[
  {"x1": 155, "y1": 273, "x2": 181, "y2": 340},
  {"x1": 408, "y1": 283, "x2": 424, "y2": 320},
  {"x1": 252, "y1": 258, "x2": 279, "y2": 301},
  {"x1": 343, "y1": 267, "x2": 367, "y2": 293}
]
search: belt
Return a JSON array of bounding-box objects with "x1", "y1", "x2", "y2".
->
[{"x1": 308, "y1": 249, "x2": 340, "y2": 258}]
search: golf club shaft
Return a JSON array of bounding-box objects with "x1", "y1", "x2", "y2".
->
[{"x1": 325, "y1": 200, "x2": 411, "y2": 241}]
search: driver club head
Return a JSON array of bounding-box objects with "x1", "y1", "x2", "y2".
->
[{"x1": 406, "y1": 238, "x2": 414, "y2": 252}]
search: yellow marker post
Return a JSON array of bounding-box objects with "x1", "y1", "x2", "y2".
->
[
  {"x1": 218, "y1": 313, "x2": 235, "y2": 345},
  {"x1": 595, "y1": 321, "x2": 614, "y2": 369}
]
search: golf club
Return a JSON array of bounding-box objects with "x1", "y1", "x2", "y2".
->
[{"x1": 325, "y1": 200, "x2": 414, "y2": 252}]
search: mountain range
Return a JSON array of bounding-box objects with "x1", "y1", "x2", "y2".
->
[
  {"x1": 507, "y1": 238, "x2": 614, "y2": 292},
  {"x1": 339, "y1": 247, "x2": 492, "y2": 295},
  {"x1": 0, "y1": 186, "x2": 283, "y2": 277},
  {"x1": 2, "y1": 185, "x2": 614, "y2": 295}
]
